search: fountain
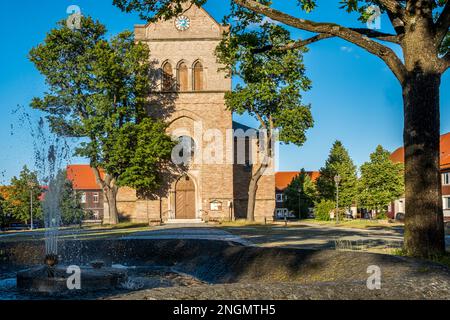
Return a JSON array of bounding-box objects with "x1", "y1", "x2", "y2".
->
[{"x1": 12, "y1": 114, "x2": 127, "y2": 295}]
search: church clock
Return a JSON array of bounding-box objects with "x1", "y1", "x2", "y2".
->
[{"x1": 175, "y1": 16, "x2": 191, "y2": 31}]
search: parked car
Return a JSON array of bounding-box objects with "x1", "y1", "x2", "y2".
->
[{"x1": 275, "y1": 209, "x2": 296, "y2": 220}]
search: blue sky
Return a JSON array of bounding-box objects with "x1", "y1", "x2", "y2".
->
[{"x1": 0, "y1": 0, "x2": 449, "y2": 183}]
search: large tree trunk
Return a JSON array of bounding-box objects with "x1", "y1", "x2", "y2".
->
[
  {"x1": 403, "y1": 71, "x2": 445, "y2": 257},
  {"x1": 104, "y1": 184, "x2": 119, "y2": 225},
  {"x1": 246, "y1": 127, "x2": 272, "y2": 222},
  {"x1": 246, "y1": 164, "x2": 266, "y2": 221},
  {"x1": 92, "y1": 167, "x2": 120, "y2": 225}
]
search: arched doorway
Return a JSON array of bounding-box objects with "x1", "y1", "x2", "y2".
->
[{"x1": 175, "y1": 175, "x2": 196, "y2": 219}]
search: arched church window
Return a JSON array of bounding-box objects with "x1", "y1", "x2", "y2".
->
[
  {"x1": 193, "y1": 61, "x2": 204, "y2": 91},
  {"x1": 174, "y1": 136, "x2": 196, "y2": 165},
  {"x1": 177, "y1": 62, "x2": 189, "y2": 91},
  {"x1": 162, "y1": 62, "x2": 174, "y2": 91}
]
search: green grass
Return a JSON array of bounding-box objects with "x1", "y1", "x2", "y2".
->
[
  {"x1": 218, "y1": 219, "x2": 276, "y2": 228},
  {"x1": 300, "y1": 218, "x2": 403, "y2": 229},
  {"x1": 217, "y1": 218, "x2": 403, "y2": 231},
  {"x1": 82, "y1": 222, "x2": 149, "y2": 230},
  {"x1": 390, "y1": 248, "x2": 450, "y2": 268},
  {"x1": 431, "y1": 254, "x2": 450, "y2": 268}
]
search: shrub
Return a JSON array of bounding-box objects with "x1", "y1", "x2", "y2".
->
[
  {"x1": 376, "y1": 211, "x2": 387, "y2": 220},
  {"x1": 314, "y1": 200, "x2": 335, "y2": 221}
]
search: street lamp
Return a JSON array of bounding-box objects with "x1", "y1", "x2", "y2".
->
[
  {"x1": 334, "y1": 174, "x2": 341, "y2": 224},
  {"x1": 298, "y1": 186, "x2": 302, "y2": 219},
  {"x1": 28, "y1": 181, "x2": 36, "y2": 230}
]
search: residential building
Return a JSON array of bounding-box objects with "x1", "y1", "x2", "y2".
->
[
  {"x1": 275, "y1": 171, "x2": 320, "y2": 217},
  {"x1": 66, "y1": 165, "x2": 104, "y2": 221},
  {"x1": 389, "y1": 132, "x2": 450, "y2": 221}
]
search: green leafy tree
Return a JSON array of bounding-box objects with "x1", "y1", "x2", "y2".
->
[
  {"x1": 55, "y1": 170, "x2": 85, "y2": 226},
  {"x1": 284, "y1": 169, "x2": 318, "y2": 218},
  {"x1": 317, "y1": 141, "x2": 358, "y2": 208},
  {"x1": 7, "y1": 166, "x2": 42, "y2": 224},
  {"x1": 102, "y1": 118, "x2": 176, "y2": 194},
  {"x1": 216, "y1": 20, "x2": 313, "y2": 221},
  {"x1": 0, "y1": 187, "x2": 13, "y2": 229},
  {"x1": 314, "y1": 199, "x2": 335, "y2": 221},
  {"x1": 358, "y1": 145, "x2": 404, "y2": 215},
  {"x1": 113, "y1": 0, "x2": 450, "y2": 258},
  {"x1": 29, "y1": 17, "x2": 175, "y2": 224},
  {"x1": 0, "y1": 194, "x2": 7, "y2": 229}
]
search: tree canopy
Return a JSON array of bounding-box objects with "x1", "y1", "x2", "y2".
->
[
  {"x1": 283, "y1": 169, "x2": 318, "y2": 218},
  {"x1": 29, "y1": 16, "x2": 175, "y2": 223},
  {"x1": 56, "y1": 170, "x2": 86, "y2": 226},
  {"x1": 6, "y1": 166, "x2": 42, "y2": 224},
  {"x1": 316, "y1": 141, "x2": 358, "y2": 208},
  {"x1": 358, "y1": 145, "x2": 404, "y2": 212}
]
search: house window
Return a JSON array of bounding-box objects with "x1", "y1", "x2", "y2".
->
[
  {"x1": 443, "y1": 172, "x2": 450, "y2": 186},
  {"x1": 93, "y1": 210, "x2": 100, "y2": 220},
  {"x1": 177, "y1": 62, "x2": 189, "y2": 91},
  {"x1": 276, "y1": 194, "x2": 283, "y2": 203},
  {"x1": 93, "y1": 192, "x2": 99, "y2": 204},
  {"x1": 193, "y1": 61, "x2": 204, "y2": 91},
  {"x1": 162, "y1": 62, "x2": 174, "y2": 91},
  {"x1": 176, "y1": 136, "x2": 196, "y2": 164},
  {"x1": 443, "y1": 197, "x2": 450, "y2": 210},
  {"x1": 80, "y1": 192, "x2": 87, "y2": 204}
]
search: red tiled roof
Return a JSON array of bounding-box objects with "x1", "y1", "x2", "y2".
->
[
  {"x1": 38, "y1": 186, "x2": 48, "y2": 201},
  {"x1": 275, "y1": 171, "x2": 320, "y2": 191},
  {"x1": 66, "y1": 165, "x2": 103, "y2": 190},
  {"x1": 390, "y1": 132, "x2": 450, "y2": 170}
]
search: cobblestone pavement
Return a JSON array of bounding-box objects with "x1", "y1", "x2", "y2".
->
[
  {"x1": 109, "y1": 277, "x2": 450, "y2": 300},
  {"x1": 218, "y1": 224, "x2": 405, "y2": 252},
  {"x1": 123, "y1": 226, "x2": 253, "y2": 246}
]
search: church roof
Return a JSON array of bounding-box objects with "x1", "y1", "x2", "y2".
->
[
  {"x1": 134, "y1": 4, "x2": 228, "y2": 38},
  {"x1": 232, "y1": 121, "x2": 256, "y2": 132}
]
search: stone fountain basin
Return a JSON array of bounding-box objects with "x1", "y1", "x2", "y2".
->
[
  {"x1": 16, "y1": 266, "x2": 127, "y2": 294},
  {"x1": 2, "y1": 239, "x2": 450, "y2": 294}
]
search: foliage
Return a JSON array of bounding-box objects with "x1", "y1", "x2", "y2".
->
[
  {"x1": 101, "y1": 118, "x2": 176, "y2": 194},
  {"x1": 314, "y1": 199, "x2": 335, "y2": 221},
  {"x1": 56, "y1": 170, "x2": 85, "y2": 226},
  {"x1": 0, "y1": 193, "x2": 8, "y2": 229},
  {"x1": 6, "y1": 166, "x2": 42, "y2": 224},
  {"x1": 29, "y1": 17, "x2": 175, "y2": 222},
  {"x1": 316, "y1": 141, "x2": 358, "y2": 207},
  {"x1": 0, "y1": 187, "x2": 11, "y2": 228},
  {"x1": 284, "y1": 169, "x2": 318, "y2": 218},
  {"x1": 358, "y1": 145, "x2": 404, "y2": 213},
  {"x1": 216, "y1": 11, "x2": 314, "y2": 146},
  {"x1": 216, "y1": 6, "x2": 314, "y2": 220}
]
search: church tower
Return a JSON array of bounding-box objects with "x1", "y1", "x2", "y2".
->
[{"x1": 105, "y1": 5, "x2": 275, "y2": 224}]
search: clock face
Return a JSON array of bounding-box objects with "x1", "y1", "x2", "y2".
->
[{"x1": 175, "y1": 16, "x2": 191, "y2": 31}]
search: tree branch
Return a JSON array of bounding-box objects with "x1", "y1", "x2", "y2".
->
[
  {"x1": 440, "y1": 52, "x2": 450, "y2": 73},
  {"x1": 252, "y1": 34, "x2": 334, "y2": 54},
  {"x1": 374, "y1": 0, "x2": 405, "y2": 18},
  {"x1": 349, "y1": 28, "x2": 401, "y2": 43},
  {"x1": 233, "y1": 0, "x2": 407, "y2": 84},
  {"x1": 436, "y1": 2, "x2": 450, "y2": 44},
  {"x1": 254, "y1": 110, "x2": 267, "y2": 130},
  {"x1": 91, "y1": 165, "x2": 107, "y2": 190}
]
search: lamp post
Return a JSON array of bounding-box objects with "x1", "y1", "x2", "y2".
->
[
  {"x1": 28, "y1": 181, "x2": 36, "y2": 230},
  {"x1": 298, "y1": 186, "x2": 302, "y2": 219},
  {"x1": 334, "y1": 175, "x2": 341, "y2": 224}
]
